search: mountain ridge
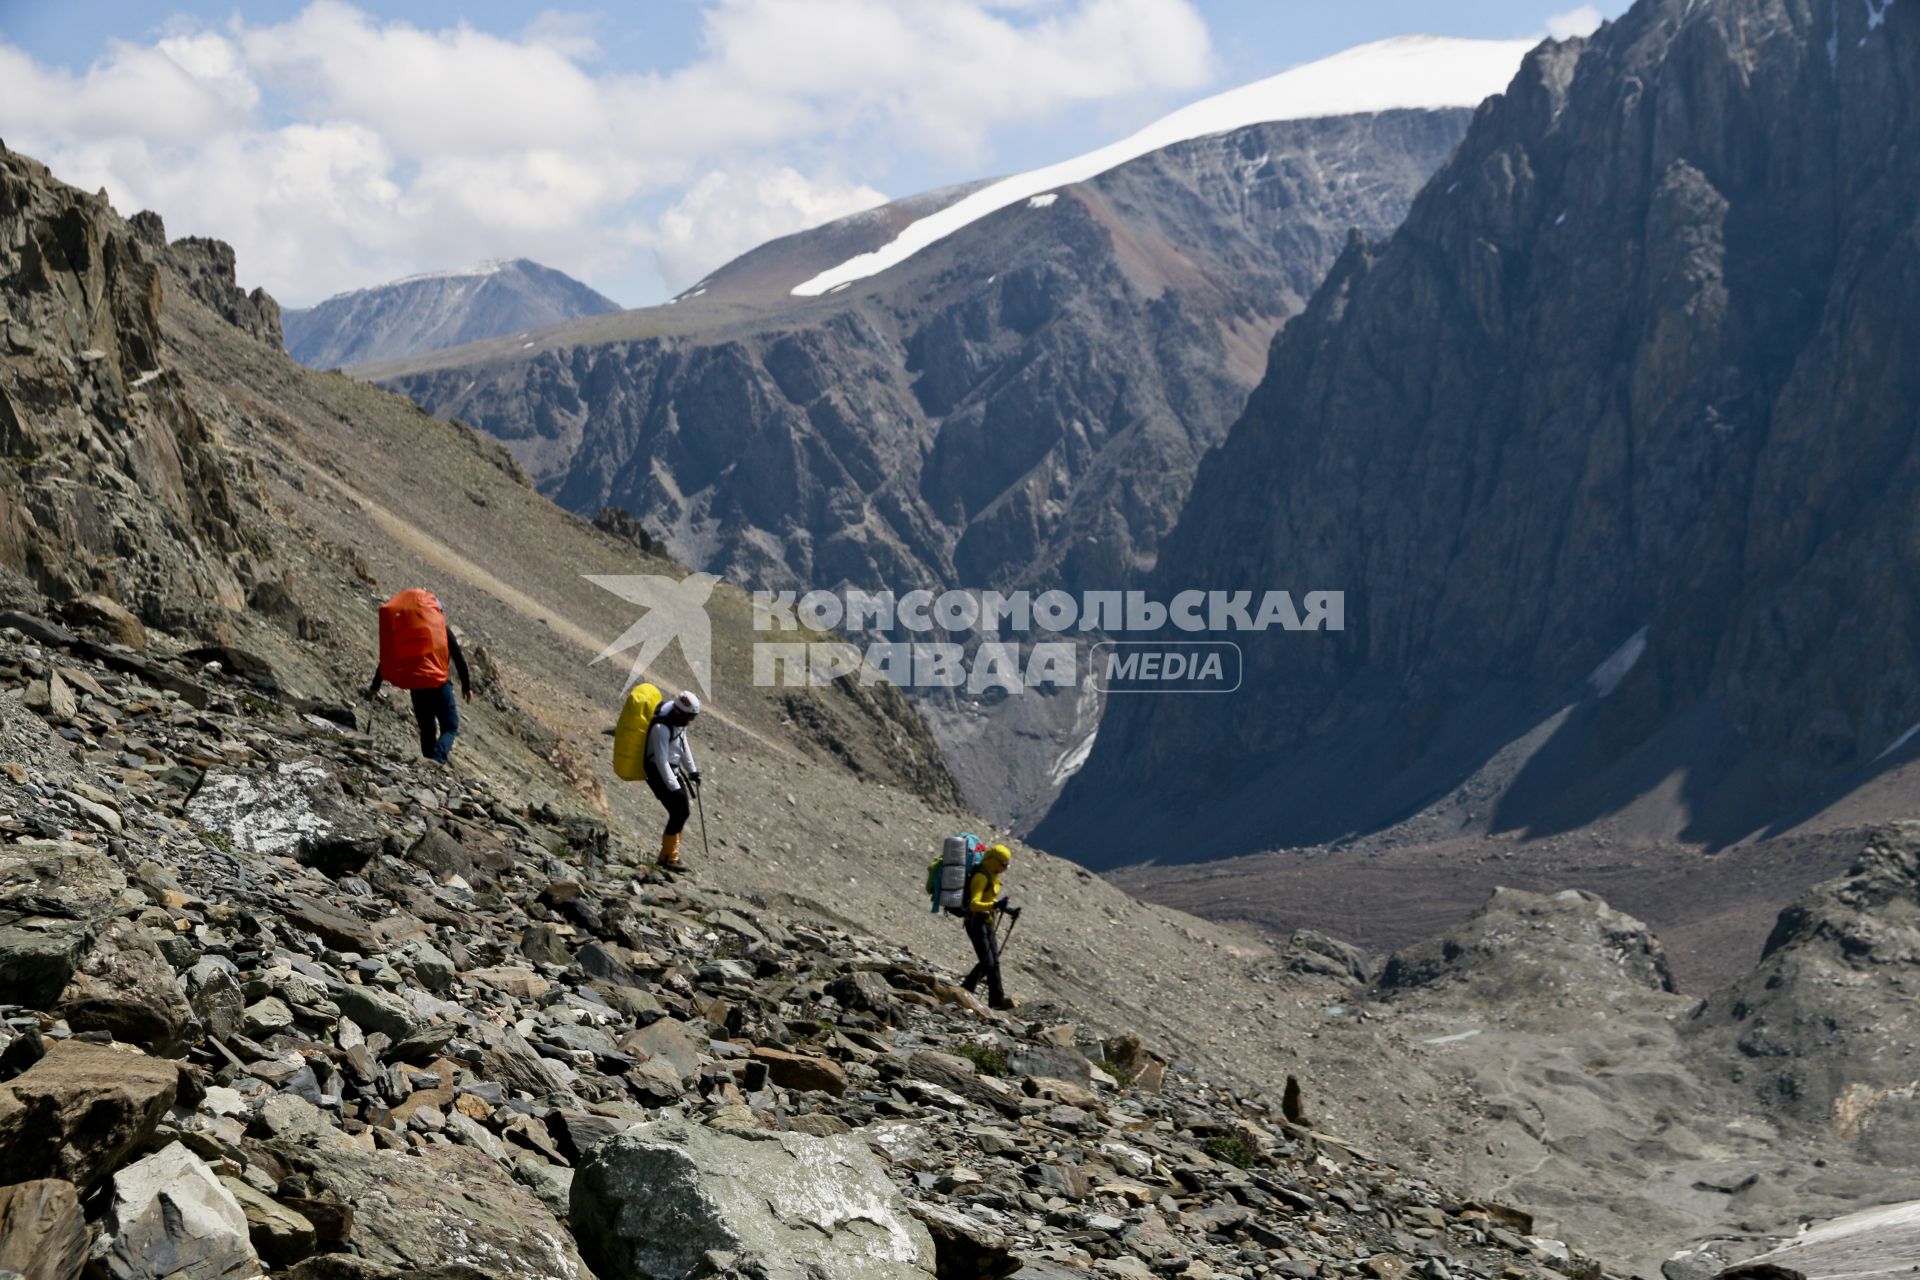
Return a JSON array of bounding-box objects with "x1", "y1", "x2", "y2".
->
[
  {"x1": 282, "y1": 256, "x2": 619, "y2": 370},
  {"x1": 791, "y1": 35, "x2": 1533, "y2": 297}
]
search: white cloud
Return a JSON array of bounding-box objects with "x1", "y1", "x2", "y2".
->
[
  {"x1": 0, "y1": 0, "x2": 1214, "y2": 306},
  {"x1": 651, "y1": 166, "x2": 888, "y2": 289},
  {"x1": 1545, "y1": 5, "x2": 1604, "y2": 39}
]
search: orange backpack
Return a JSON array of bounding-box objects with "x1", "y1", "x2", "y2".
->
[{"x1": 378, "y1": 589, "x2": 450, "y2": 690}]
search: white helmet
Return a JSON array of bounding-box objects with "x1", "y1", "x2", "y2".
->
[{"x1": 674, "y1": 690, "x2": 701, "y2": 716}]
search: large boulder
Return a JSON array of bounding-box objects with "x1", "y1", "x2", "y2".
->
[
  {"x1": 57, "y1": 918, "x2": 194, "y2": 1053},
  {"x1": 0, "y1": 1041, "x2": 178, "y2": 1191},
  {"x1": 0, "y1": 1177, "x2": 88, "y2": 1280},
  {"x1": 571, "y1": 1120, "x2": 937, "y2": 1280},
  {"x1": 98, "y1": 1142, "x2": 260, "y2": 1280},
  {"x1": 185, "y1": 760, "x2": 382, "y2": 876},
  {"x1": 64, "y1": 593, "x2": 147, "y2": 651},
  {"x1": 250, "y1": 1094, "x2": 586, "y2": 1279},
  {"x1": 748, "y1": 1046, "x2": 849, "y2": 1097},
  {"x1": 0, "y1": 841, "x2": 126, "y2": 1008}
]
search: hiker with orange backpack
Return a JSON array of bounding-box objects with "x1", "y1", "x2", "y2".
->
[
  {"x1": 611, "y1": 682, "x2": 703, "y2": 873},
  {"x1": 365, "y1": 589, "x2": 472, "y2": 763}
]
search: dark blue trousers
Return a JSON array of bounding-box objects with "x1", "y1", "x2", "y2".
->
[{"x1": 410, "y1": 682, "x2": 459, "y2": 761}]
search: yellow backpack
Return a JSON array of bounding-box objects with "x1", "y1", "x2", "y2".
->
[{"x1": 612, "y1": 682, "x2": 665, "y2": 781}]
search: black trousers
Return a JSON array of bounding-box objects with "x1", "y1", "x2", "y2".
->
[
  {"x1": 645, "y1": 765, "x2": 690, "y2": 835},
  {"x1": 963, "y1": 912, "x2": 1004, "y2": 1004}
]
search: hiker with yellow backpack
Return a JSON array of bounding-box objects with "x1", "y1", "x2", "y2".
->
[
  {"x1": 612, "y1": 681, "x2": 703, "y2": 873},
  {"x1": 963, "y1": 844, "x2": 1019, "y2": 1010},
  {"x1": 929, "y1": 835, "x2": 1020, "y2": 1010}
]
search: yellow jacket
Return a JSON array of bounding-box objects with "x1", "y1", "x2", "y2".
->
[{"x1": 966, "y1": 867, "x2": 1001, "y2": 917}]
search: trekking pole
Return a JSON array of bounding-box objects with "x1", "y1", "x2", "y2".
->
[
  {"x1": 694, "y1": 777, "x2": 712, "y2": 862},
  {"x1": 995, "y1": 908, "x2": 1021, "y2": 959}
]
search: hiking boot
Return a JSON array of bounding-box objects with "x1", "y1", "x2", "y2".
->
[{"x1": 989, "y1": 995, "x2": 1016, "y2": 1011}]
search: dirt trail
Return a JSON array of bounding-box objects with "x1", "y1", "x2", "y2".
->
[{"x1": 278, "y1": 446, "x2": 800, "y2": 763}]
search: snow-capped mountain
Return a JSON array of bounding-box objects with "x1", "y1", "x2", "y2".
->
[
  {"x1": 282, "y1": 258, "x2": 619, "y2": 369},
  {"x1": 794, "y1": 35, "x2": 1532, "y2": 296}
]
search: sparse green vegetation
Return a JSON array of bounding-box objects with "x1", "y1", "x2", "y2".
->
[
  {"x1": 1204, "y1": 1135, "x2": 1257, "y2": 1169},
  {"x1": 957, "y1": 1042, "x2": 1010, "y2": 1077}
]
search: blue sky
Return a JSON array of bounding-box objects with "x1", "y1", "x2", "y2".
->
[{"x1": 0, "y1": 1, "x2": 1628, "y2": 308}]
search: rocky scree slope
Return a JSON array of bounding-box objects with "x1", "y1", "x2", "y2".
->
[
  {"x1": 382, "y1": 110, "x2": 1471, "y2": 598},
  {"x1": 1044, "y1": 0, "x2": 1920, "y2": 865},
  {"x1": 0, "y1": 628, "x2": 1606, "y2": 1280},
  {"x1": 283, "y1": 259, "x2": 620, "y2": 371}
]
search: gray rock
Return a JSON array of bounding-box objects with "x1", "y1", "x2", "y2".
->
[
  {"x1": 1008, "y1": 1042, "x2": 1091, "y2": 1087},
  {"x1": 907, "y1": 1199, "x2": 1021, "y2": 1280},
  {"x1": 186, "y1": 957, "x2": 246, "y2": 1041},
  {"x1": 256, "y1": 1106, "x2": 586, "y2": 1278},
  {"x1": 512, "y1": 1157, "x2": 575, "y2": 1221},
  {"x1": 519, "y1": 923, "x2": 571, "y2": 967},
  {"x1": 218, "y1": 1175, "x2": 317, "y2": 1268},
  {"x1": 99, "y1": 1142, "x2": 259, "y2": 1280},
  {"x1": 0, "y1": 842, "x2": 126, "y2": 1009},
  {"x1": 830, "y1": 970, "x2": 899, "y2": 1018},
  {"x1": 572, "y1": 1120, "x2": 937, "y2": 1280},
  {"x1": 333, "y1": 984, "x2": 420, "y2": 1042},
  {"x1": 244, "y1": 996, "x2": 296, "y2": 1037},
  {"x1": 186, "y1": 760, "x2": 379, "y2": 875},
  {"x1": 906, "y1": 1050, "x2": 1021, "y2": 1116},
  {"x1": 57, "y1": 919, "x2": 194, "y2": 1052},
  {"x1": 409, "y1": 942, "x2": 456, "y2": 993},
  {"x1": 620, "y1": 1017, "x2": 706, "y2": 1081},
  {"x1": 22, "y1": 671, "x2": 77, "y2": 722}
]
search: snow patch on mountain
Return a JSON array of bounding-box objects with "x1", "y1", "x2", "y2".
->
[
  {"x1": 320, "y1": 259, "x2": 515, "y2": 303},
  {"x1": 1588, "y1": 626, "x2": 1649, "y2": 698},
  {"x1": 792, "y1": 35, "x2": 1533, "y2": 298}
]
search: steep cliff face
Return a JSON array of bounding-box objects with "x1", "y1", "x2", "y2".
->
[
  {"x1": 1043, "y1": 0, "x2": 1920, "y2": 864},
  {"x1": 283, "y1": 258, "x2": 619, "y2": 369},
  {"x1": 0, "y1": 150, "x2": 264, "y2": 635},
  {"x1": 384, "y1": 111, "x2": 1472, "y2": 597}
]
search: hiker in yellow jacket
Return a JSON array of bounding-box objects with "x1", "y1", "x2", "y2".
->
[{"x1": 962, "y1": 844, "x2": 1019, "y2": 1010}]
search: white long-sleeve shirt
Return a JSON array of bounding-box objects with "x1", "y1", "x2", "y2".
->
[{"x1": 646, "y1": 718, "x2": 697, "y2": 790}]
